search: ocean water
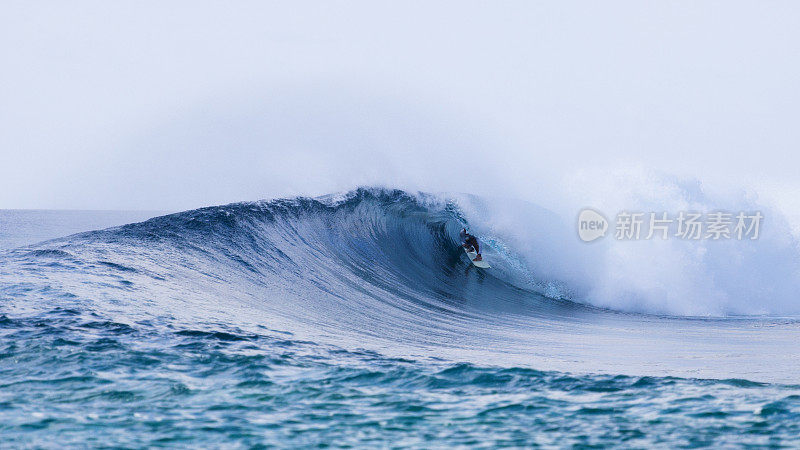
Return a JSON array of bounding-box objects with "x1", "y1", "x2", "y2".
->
[
  {"x1": 0, "y1": 210, "x2": 167, "y2": 250},
  {"x1": 1, "y1": 188, "x2": 799, "y2": 448}
]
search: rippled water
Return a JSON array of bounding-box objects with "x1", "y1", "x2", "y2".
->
[
  {"x1": 2, "y1": 190, "x2": 799, "y2": 447},
  {"x1": 3, "y1": 310, "x2": 799, "y2": 448}
]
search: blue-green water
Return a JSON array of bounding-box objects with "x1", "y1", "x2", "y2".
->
[
  {"x1": 2, "y1": 190, "x2": 800, "y2": 448},
  {"x1": 3, "y1": 310, "x2": 799, "y2": 448}
]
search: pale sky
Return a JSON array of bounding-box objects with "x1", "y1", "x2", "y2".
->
[{"x1": 2, "y1": 1, "x2": 799, "y2": 212}]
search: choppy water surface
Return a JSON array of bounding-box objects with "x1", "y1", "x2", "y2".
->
[{"x1": 2, "y1": 189, "x2": 799, "y2": 447}]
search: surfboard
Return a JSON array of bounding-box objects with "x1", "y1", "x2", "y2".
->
[{"x1": 464, "y1": 248, "x2": 490, "y2": 268}]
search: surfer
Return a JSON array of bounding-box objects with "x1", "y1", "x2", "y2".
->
[{"x1": 460, "y1": 228, "x2": 482, "y2": 261}]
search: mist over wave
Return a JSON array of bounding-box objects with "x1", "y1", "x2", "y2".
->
[
  {"x1": 447, "y1": 172, "x2": 800, "y2": 317},
  {"x1": 561, "y1": 167, "x2": 800, "y2": 316},
  {"x1": 47, "y1": 85, "x2": 798, "y2": 317}
]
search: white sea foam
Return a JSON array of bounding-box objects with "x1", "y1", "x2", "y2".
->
[{"x1": 454, "y1": 166, "x2": 800, "y2": 316}]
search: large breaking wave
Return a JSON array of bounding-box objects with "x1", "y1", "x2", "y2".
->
[
  {"x1": 3, "y1": 187, "x2": 800, "y2": 381},
  {"x1": 4, "y1": 186, "x2": 800, "y2": 321}
]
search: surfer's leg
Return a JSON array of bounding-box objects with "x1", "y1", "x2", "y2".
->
[{"x1": 473, "y1": 240, "x2": 482, "y2": 260}]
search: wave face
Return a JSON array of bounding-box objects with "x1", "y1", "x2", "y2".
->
[
  {"x1": 2, "y1": 188, "x2": 800, "y2": 446},
  {"x1": 2, "y1": 189, "x2": 571, "y2": 357}
]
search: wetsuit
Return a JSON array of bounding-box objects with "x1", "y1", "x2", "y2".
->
[{"x1": 464, "y1": 234, "x2": 480, "y2": 254}]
